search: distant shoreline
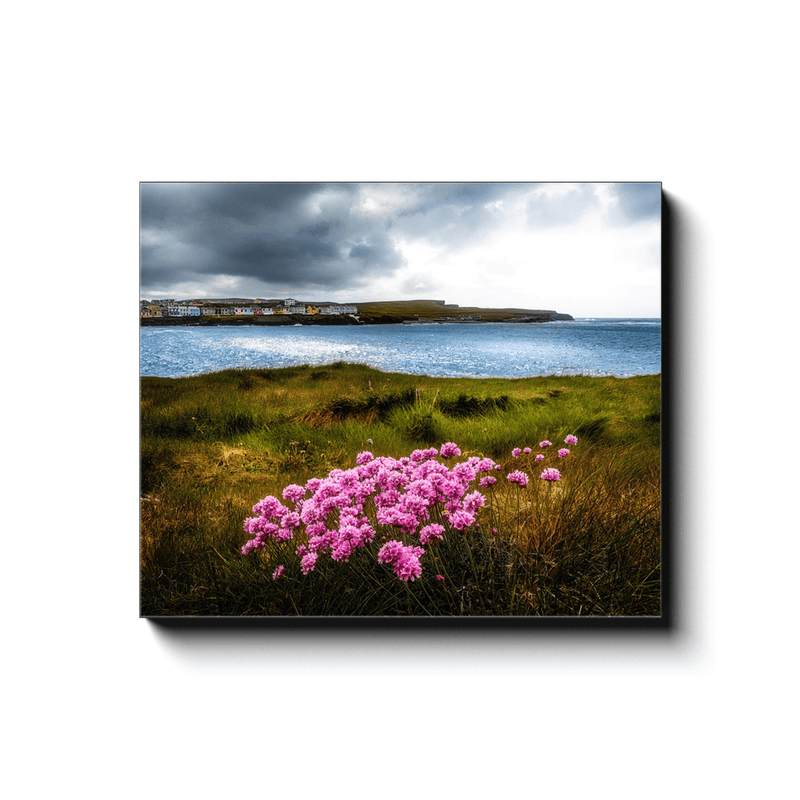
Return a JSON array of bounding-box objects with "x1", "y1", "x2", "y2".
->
[
  {"x1": 140, "y1": 313, "x2": 574, "y2": 327},
  {"x1": 139, "y1": 316, "x2": 569, "y2": 327}
]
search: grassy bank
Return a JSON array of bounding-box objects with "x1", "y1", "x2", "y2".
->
[{"x1": 140, "y1": 363, "x2": 661, "y2": 616}]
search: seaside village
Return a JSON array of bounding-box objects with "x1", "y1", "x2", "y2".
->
[{"x1": 140, "y1": 298, "x2": 358, "y2": 318}]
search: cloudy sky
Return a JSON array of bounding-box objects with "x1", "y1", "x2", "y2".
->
[{"x1": 140, "y1": 182, "x2": 660, "y2": 318}]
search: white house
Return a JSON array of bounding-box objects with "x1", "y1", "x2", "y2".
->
[{"x1": 320, "y1": 304, "x2": 358, "y2": 315}]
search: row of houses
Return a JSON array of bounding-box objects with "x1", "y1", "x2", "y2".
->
[{"x1": 140, "y1": 298, "x2": 358, "y2": 318}]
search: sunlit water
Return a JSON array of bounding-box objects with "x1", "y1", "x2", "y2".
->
[{"x1": 140, "y1": 319, "x2": 661, "y2": 379}]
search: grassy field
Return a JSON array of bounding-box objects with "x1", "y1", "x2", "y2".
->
[
  {"x1": 140, "y1": 363, "x2": 661, "y2": 617},
  {"x1": 354, "y1": 299, "x2": 563, "y2": 322}
]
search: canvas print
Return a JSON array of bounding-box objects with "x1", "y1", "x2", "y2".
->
[{"x1": 140, "y1": 182, "x2": 662, "y2": 618}]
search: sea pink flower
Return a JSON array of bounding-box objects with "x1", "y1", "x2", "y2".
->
[
  {"x1": 377, "y1": 540, "x2": 406, "y2": 564},
  {"x1": 300, "y1": 552, "x2": 318, "y2": 574},
  {"x1": 512, "y1": 448, "x2": 522, "y2": 458},
  {"x1": 480, "y1": 476, "x2": 497, "y2": 487},
  {"x1": 436, "y1": 574, "x2": 444, "y2": 582},
  {"x1": 540, "y1": 468, "x2": 561, "y2": 481},
  {"x1": 282, "y1": 484, "x2": 306, "y2": 503},
  {"x1": 507, "y1": 470, "x2": 529, "y2": 486},
  {"x1": 449, "y1": 510, "x2": 476, "y2": 530},
  {"x1": 272, "y1": 565, "x2": 284, "y2": 580},
  {"x1": 462, "y1": 490, "x2": 485, "y2": 514},
  {"x1": 356, "y1": 451, "x2": 374, "y2": 465},
  {"x1": 419, "y1": 523, "x2": 445, "y2": 544},
  {"x1": 452, "y1": 462, "x2": 477, "y2": 483},
  {"x1": 523, "y1": 447, "x2": 532, "y2": 454},
  {"x1": 252, "y1": 495, "x2": 290, "y2": 519},
  {"x1": 394, "y1": 551, "x2": 423, "y2": 581},
  {"x1": 558, "y1": 448, "x2": 570, "y2": 458},
  {"x1": 535, "y1": 454, "x2": 544, "y2": 462},
  {"x1": 282, "y1": 511, "x2": 301, "y2": 529},
  {"x1": 378, "y1": 540, "x2": 425, "y2": 581},
  {"x1": 439, "y1": 442, "x2": 461, "y2": 459},
  {"x1": 539, "y1": 440, "x2": 552, "y2": 448},
  {"x1": 564, "y1": 435, "x2": 578, "y2": 445}
]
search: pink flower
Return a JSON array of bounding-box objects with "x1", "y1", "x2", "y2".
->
[
  {"x1": 540, "y1": 468, "x2": 561, "y2": 481},
  {"x1": 462, "y1": 490, "x2": 485, "y2": 513},
  {"x1": 252, "y1": 495, "x2": 289, "y2": 519},
  {"x1": 558, "y1": 448, "x2": 569, "y2": 458},
  {"x1": 394, "y1": 550, "x2": 424, "y2": 581},
  {"x1": 523, "y1": 447, "x2": 532, "y2": 454},
  {"x1": 534, "y1": 454, "x2": 544, "y2": 462},
  {"x1": 356, "y1": 451, "x2": 374, "y2": 465},
  {"x1": 282, "y1": 484, "x2": 306, "y2": 503},
  {"x1": 378, "y1": 540, "x2": 425, "y2": 581},
  {"x1": 282, "y1": 511, "x2": 301, "y2": 529},
  {"x1": 512, "y1": 448, "x2": 522, "y2": 458},
  {"x1": 449, "y1": 510, "x2": 476, "y2": 530},
  {"x1": 539, "y1": 440, "x2": 552, "y2": 448},
  {"x1": 507, "y1": 470, "x2": 529, "y2": 486},
  {"x1": 452, "y1": 462, "x2": 477, "y2": 483},
  {"x1": 300, "y1": 552, "x2": 318, "y2": 574},
  {"x1": 480, "y1": 476, "x2": 497, "y2": 487},
  {"x1": 436, "y1": 574, "x2": 444, "y2": 582},
  {"x1": 439, "y1": 442, "x2": 461, "y2": 459},
  {"x1": 272, "y1": 565, "x2": 284, "y2": 580},
  {"x1": 377, "y1": 540, "x2": 406, "y2": 564},
  {"x1": 564, "y1": 435, "x2": 578, "y2": 445},
  {"x1": 419, "y1": 523, "x2": 445, "y2": 544}
]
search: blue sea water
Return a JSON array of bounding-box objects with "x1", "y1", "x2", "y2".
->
[{"x1": 139, "y1": 319, "x2": 661, "y2": 379}]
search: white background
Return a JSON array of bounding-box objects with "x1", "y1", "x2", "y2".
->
[{"x1": 4, "y1": 1, "x2": 797, "y2": 798}]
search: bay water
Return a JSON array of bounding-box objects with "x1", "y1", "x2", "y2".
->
[{"x1": 140, "y1": 319, "x2": 661, "y2": 379}]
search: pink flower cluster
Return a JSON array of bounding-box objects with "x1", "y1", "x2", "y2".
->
[
  {"x1": 244, "y1": 434, "x2": 581, "y2": 581},
  {"x1": 507, "y1": 470, "x2": 529, "y2": 487},
  {"x1": 242, "y1": 444, "x2": 498, "y2": 580},
  {"x1": 377, "y1": 540, "x2": 425, "y2": 581},
  {"x1": 541, "y1": 468, "x2": 561, "y2": 481}
]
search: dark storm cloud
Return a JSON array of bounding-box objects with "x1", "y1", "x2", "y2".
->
[
  {"x1": 140, "y1": 182, "x2": 405, "y2": 295},
  {"x1": 140, "y1": 182, "x2": 659, "y2": 298},
  {"x1": 389, "y1": 183, "x2": 530, "y2": 247}
]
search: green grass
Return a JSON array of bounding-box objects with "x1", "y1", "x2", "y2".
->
[
  {"x1": 140, "y1": 363, "x2": 661, "y2": 616},
  {"x1": 354, "y1": 299, "x2": 562, "y2": 322}
]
